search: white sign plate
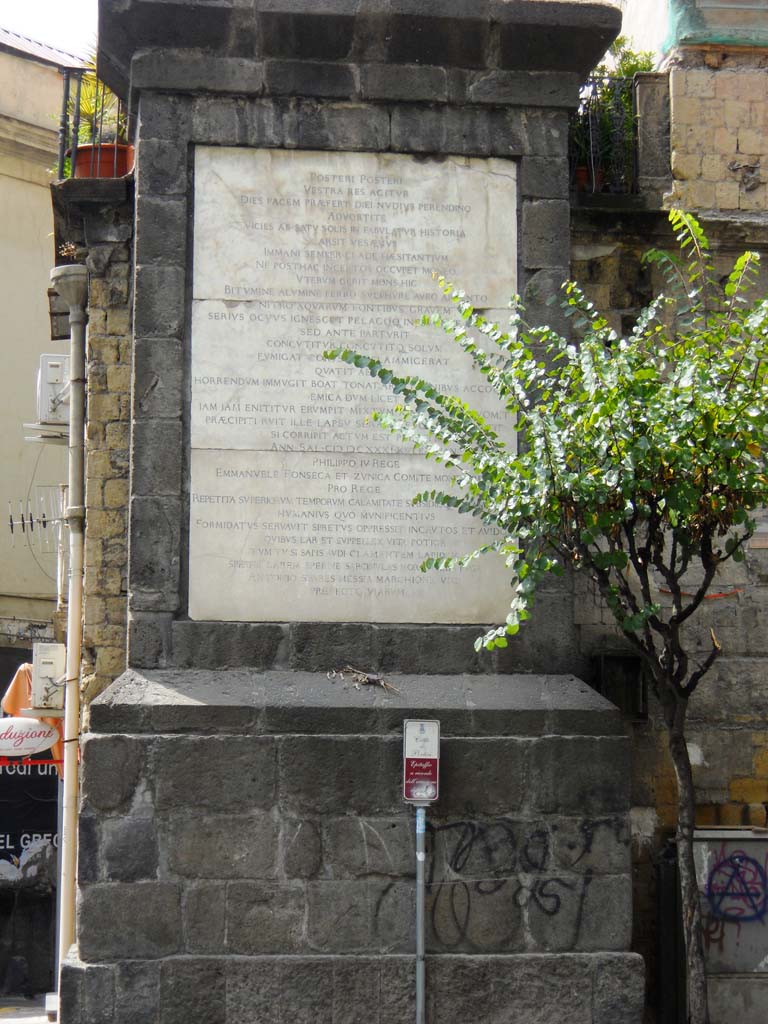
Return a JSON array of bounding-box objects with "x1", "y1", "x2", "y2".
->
[
  {"x1": 190, "y1": 147, "x2": 518, "y2": 623},
  {"x1": 0, "y1": 717, "x2": 58, "y2": 757},
  {"x1": 403, "y1": 719, "x2": 440, "y2": 803}
]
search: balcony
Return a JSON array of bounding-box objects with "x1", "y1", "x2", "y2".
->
[{"x1": 569, "y1": 71, "x2": 670, "y2": 209}]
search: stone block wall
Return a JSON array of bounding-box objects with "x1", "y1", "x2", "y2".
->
[
  {"x1": 63, "y1": 5, "x2": 651, "y2": 1021},
  {"x1": 125, "y1": 71, "x2": 597, "y2": 678},
  {"x1": 52, "y1": 179, "x2": 135, "y2": 709},
  {"x1": 87, "y1": 2, "x2": 620, "y2": 686},
  {"x1": 667, "y1": 49, "x2": 768, "y2": 213},
  {"x1": 61, "y1": 671, "x2": 644, "y2": 1024}
]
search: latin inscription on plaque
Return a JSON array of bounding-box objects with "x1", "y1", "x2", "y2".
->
[{"x1": 190, "y1": 148, "x2": 518, "y2": 622}]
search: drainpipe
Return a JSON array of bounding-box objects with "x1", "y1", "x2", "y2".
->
[{"x1": 49, "y1": 264, "x2": 88, "y2": 981}]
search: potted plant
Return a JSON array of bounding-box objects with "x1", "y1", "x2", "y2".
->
[
  {"x1": 69, "y1": 57, "x2": 133, "y2": 178},
  {"x1": 570, "y1": 85, "x2": 610, "y2": 193}
]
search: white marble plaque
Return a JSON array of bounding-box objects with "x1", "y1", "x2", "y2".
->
[{"x1": 190, "y1": 147, "x2": 518, "y2": 623}]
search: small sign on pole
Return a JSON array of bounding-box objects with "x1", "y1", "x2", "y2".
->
[{"x1": 403, "y1": 719, "x2": 440, "y2": 803}]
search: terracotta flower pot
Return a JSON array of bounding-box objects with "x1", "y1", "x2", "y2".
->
[
  {"x1": 73, "y1": 143, "x2": 134, "y2": 178},
  {"x1": 574, "y1": 164, "x2": 605, "y2": 193}
]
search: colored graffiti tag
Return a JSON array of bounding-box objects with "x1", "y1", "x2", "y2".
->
[{"x1": 706, "y1": 850, "x2": 768, "y2": 923}]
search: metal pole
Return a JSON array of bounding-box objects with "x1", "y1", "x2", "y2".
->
[
  {"x1": 56, "y1": 484, "x2": 68, "y2": 615},
  {"x1": 415, "y1": 804, "x2": 426, "y2": 1024},
  {"x1": 49, "y1": 264, "x2": 88, "y2": 988},
  {"x1": 70, "y1": 74, "x2": 83, "y2": 179},
  {"x1": 56, "y1": 71, "x2": 70, "y2": 181}
]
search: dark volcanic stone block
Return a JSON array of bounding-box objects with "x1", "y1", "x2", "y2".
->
[
  {"x1": 429, "y1": 958, "x2": 493, "y2": 1022},
  {"x1": 78, "y1": 883, "x2": 182, "y2": 960},
  {"x1": 360, "y1": 64, "x2": 448, "y2": 103},
  {"x1": 278, "y1": 735, "x2": 399, "y2": 815},
  {"x1": 131, "y1": 419, "x2": 182, "y2": 497},
  {"x1": 160, "y1": 958, "x2": 226, "y2": 1024},
  {"x1": 182, "y1": 882, "x2": 226, "y2": 953},
  {"x1": 133, "y1": 265, "x2": 186, "y2": 338},
  {"x1": 372, "y1": 879, "x2": 414, "y2": 952},
  {"x1": 391, "y1": 106, "x2": 494, "y2": 155},
  {"x1": 135, "y1": 138, "x2": 188, "y2": 196},
  {"x1": 282, "y1": 819, "x2": 323, "y2": 878},
  {"x1": 522, "y1": 199, "x2": 572, "y2": 269},
  {"x1": 438, "y1": 737, "x2": 528, "y2": 815},
  {"x1": 527, "y1": 736, "x2": 631, "y2": 815},
  {"x1": 226, "y1": 959, "x2": 281, "y2": 1024},
  {"x1": 226, "y1": 881, "x2": 306, "y2": 954},
  {"x1": 153, "y1": 735, "x2": 276, "y2": 810},
  {"x1": 135, "y1": 197, "x2": 187, "y2": 265},
  {"x1": 259, "y1": 11, "x2": 356, "y2": 61},
  {"x1": 520, "y1": 155, "x2": 570, "y2": 199},
  {"x1": 289, "y1": 621, "x2": 377, "y2": 672},
  {"x1": 277, "y1": 959, "x2": 335, "y2": 1024},
  {"x1": 331, "y1": 959, "x2": 384, "y2": 1024},
  {"x1": 387, "y1": 13, "x2": 488, "y2": 69},
  {"x1": 133, "y1": 337, "x2": 184, "y2": 421},
  {"x1": 594, "y1": 953, "x2": 646, "y2": 1024},
  {"x1": 296, "y1": 101, "x2": 390, "y2": 150},
  {"x1": 265, "y1": 59, "x2": 357, "y2": 98},
  {"x1": 129, "y1": 496, "x2": 181, "y2": 612},
  {"x1": 165, "y1": 812, "x2": 277, "y2": 879},
  {"x1": 306, "y1": 880, "x2": 373, "y2": 951},
  {"x1": 323, "y1": 817, "x2": 413, "y2": 877},
  {"x1": 103, "y1": 817, "x2": 159, "y2": 882},
  {"x1": 81, "y1": 964, "x2": 116, "y2": 1024},
  {"x1": 468, "y1": 70, "x2": 581, "y2": 107},
  {"x1": 81, "y1": 735, "x2": 146, "y2": 812},
  {"x1": 128, "y1": 613, "x2": 172, "y2": 670},
  {"x1": 115, "y1": 961, "x2": 160, "y2": 1024},
  {"x1": 488, "y1": 953, "x2": 594, "y2": 1024},
  {"x1": 426, "y1": 871, "x2": 525, "y2": 952},
  {"x1": 171, "y1": 620, "x2": 287, "y2": 670},
  {"x1": 77, "y1": 814, "x2": 100, "y2": 884},
  {"x1": 379, "y1": 956, "x2": 415, "y2": 1023},
  {"x1": 132, "y1": 52, "x2": 265, "y2": 94},
  {"x1": 189, "y1": 96, "x2": 243, "y2": 144}
]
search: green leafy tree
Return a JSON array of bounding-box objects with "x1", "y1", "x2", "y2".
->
[{"x1": 326, "y1": 211, "x2": 768, "y2": 1024}]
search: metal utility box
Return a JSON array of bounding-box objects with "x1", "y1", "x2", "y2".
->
[
  {"x1": 694, "y1": 829, "x2": 768, "y2": 1024},
  {"x1": 37, "y1": 354, "x2": 70, "y2": 425},
  {"x1": 31, "y1": 642, "x2": 66, "y2": 710}
]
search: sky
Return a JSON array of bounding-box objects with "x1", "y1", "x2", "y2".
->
[{"x1": 1, "y1": 0, "x2": 98, "y2": 59}]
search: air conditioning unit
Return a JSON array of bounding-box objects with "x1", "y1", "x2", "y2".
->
[
  {"x1": 37, "y1": 354, "x2": 70, "y2": 425},
  {"x1": 31, "y1": 642, "x2": 66, "y2": 710}
]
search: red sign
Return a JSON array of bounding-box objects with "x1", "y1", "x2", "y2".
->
[{"x1": 404, "y1": 757, "x2": 439, "y2": 802}]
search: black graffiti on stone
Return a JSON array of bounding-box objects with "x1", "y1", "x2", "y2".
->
[{"x1": 421, "y1": 817, "x2": 625, "y2": 952}]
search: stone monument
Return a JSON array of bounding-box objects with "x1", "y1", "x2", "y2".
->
[{"x1": 61, "y1": 2, "x2": 645, "y2": 1021}]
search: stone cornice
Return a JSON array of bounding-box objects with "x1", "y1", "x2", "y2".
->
[
  {"x1": 0, "y1": 112, "x2": 57, "y2": 169},
  {"x1": 99, "y1": 0, "x2": 622, "y2": 98}
]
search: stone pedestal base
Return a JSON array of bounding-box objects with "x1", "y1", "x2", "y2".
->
[
  {"x1": 63, "y1": 671, "x2": 644, "y2": 1022},
  {"x1": 61, "y1": 952, "x2": 644, "y2": 1024}
]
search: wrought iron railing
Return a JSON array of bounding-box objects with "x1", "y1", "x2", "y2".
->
[
  {"x1": 569, "y1": 75, "x2": 638, "y2": 196},
  {"x1": 55, "y1": 67, "x2": 132, "y2": 181}
]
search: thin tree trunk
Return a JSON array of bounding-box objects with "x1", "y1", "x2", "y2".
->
[{"x1": 665, "y1": 695, "x2": 710, "y2": 1024}]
